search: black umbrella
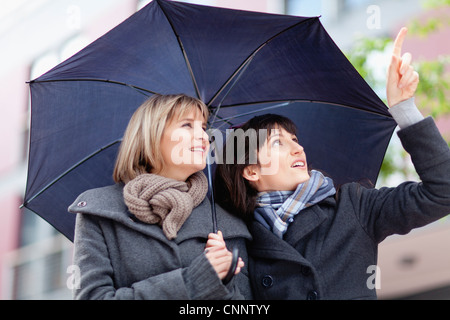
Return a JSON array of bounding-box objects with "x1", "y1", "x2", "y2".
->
[{"x1": 23, "y1": 0, "x2": 396, "y2": 242}]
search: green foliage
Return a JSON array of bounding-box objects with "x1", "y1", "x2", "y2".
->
[
  {"x1": 346, "y1": 40, "x2": 450, "y2": 120},
  {"x1": 409, "y1": 17, "x2": 445, "y2": 37},
  {"x1": 414, "y1": 56, "x2": 450, "y2": 118},
  {"x1": 422, "y1": 0, "x2": 450, "y2": 9},
  {"x1": 378, "y1": 144, "x2": 397, "y2": 179},
  {"x1": 345, "y1": 37, "x2": 391, "y2": 90},
  {"x1": 345, "y1": 0, "x2": 450, "y2": 185},
  {"x1": 408, "y1": 0, "x2": 450, "y2": 117}
]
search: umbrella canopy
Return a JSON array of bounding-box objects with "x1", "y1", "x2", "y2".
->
[{"x1": 24, "y1": 0, "x2": 396, "y2": 241}]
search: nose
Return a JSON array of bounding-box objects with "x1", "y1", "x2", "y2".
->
[
  {"x1": 201, "y1": 129, "x2": 209, "y2": 142},
  {"x1": 290, "y1": 141, "x2": 304, "y2": 155},
  {"x1": 194, "y1": 122, "x2": 208, "y2": 142}
]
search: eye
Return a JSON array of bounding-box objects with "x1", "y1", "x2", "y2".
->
[
  {"x1": 272, "y1": 139, "x2": 281, "y2": 146},
  {"x1": 292, "y1": 137, "x2": 299, "y2": 143},
  {"x1": 182, "y1": 122, "x2": 193, "y2": 128}
]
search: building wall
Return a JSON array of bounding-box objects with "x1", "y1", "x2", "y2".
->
[{"x1": 0, "y1": 0, "x2": 137, "y2": 300}]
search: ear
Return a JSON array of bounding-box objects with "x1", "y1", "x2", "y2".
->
[{"x1": 242, "y1": 165, "x2": 260, "y2": 182}]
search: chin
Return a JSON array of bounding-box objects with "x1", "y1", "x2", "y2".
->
[
  {"x1": 187, "y1": 163, "x2": 207, "y2": 174},
  {"x1": 292, "y1": 175, "x2": 310, "y2": 186},
  {"x1": 198, "y1": 163, "x2": 207, "y2": 171}
]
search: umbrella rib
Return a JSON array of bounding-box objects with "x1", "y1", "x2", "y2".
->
[
  {"x1": 212, "y1": 99, "x2": 393, "y2": 120},
  {"x1": 22, "y1": 140, "x2": 122, "y2": 207},
  {"x1": 207, "y1": 55, "x2": 257, "y2": 129},
  {"x1": 28, "y1": 78, "x2": 156, "y2": 96},
  {"x1": 207, "y1": 110, "x2": 233, "y2": 128},
  {"x1": 206, "y1": 16, "x2": 319, "y2": 107},
  {"x1": 210, "y1": 102, "x2": 291, "y2": 128},
  {"x1": 156, "y1": 0, "x2": 201, "y2": 99}
]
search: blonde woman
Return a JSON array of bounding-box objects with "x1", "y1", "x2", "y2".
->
[{"x1": 69, "y1": 94, "x2": 252, "y2": 300}]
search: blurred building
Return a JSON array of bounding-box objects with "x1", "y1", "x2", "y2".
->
[
  {"x1": 0, "y1": 0, "x2": 449, "y2": 300},
  {"x1": 0, "y1": 0, "x2": 139, "y2": 300}
]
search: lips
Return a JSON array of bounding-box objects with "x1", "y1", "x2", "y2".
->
[
  {"x1": 291, "y1": 160, "x2": 306, "y2": 168},
  {"x1": 190, "y1": 145, "x2": 207, "y2": 153}
]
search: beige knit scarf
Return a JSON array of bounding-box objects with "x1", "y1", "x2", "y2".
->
[{"x1": 123, "y1": 171, "x2": 208, "y2": 240}]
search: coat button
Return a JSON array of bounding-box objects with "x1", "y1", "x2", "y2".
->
[
  {"x1": 301, "y1": 266, "x2": 311, "y2": 276},
  {"x1": 307, "y1": 290, "x2": 318, "y2": 300},
  {"x1": 261, "y1": 275, "x2": 273, "y2": 288},
  {"x1": 77, "y1": 201, "x2": 87, "y2": 207}
]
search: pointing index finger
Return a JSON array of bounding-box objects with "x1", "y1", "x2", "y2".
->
[{"x1": 393, "y1": 27, "x2": 408, "y2": 57}]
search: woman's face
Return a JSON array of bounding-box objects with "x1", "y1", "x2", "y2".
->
[
  {"x1": 244, "y1": 127, "x2": 310, "y2": 192},
  {"x1": 158, "y1": 109, "x2": 209, "y2": 181}
]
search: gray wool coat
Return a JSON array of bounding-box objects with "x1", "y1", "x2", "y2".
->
[
  {"x1": 248, "y1": 117, "x2": 450, "y2": 300},
  {"x1": 69, "y1": 187, "x2": 253, "y2": 300}
]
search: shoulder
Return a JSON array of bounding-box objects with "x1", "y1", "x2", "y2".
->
[
  {"x1": 68, "y1": 183, "x2": 128, "y2": 218},
  {"x1": 334, "y1": 182, "x2": 374, "y2": 209}
]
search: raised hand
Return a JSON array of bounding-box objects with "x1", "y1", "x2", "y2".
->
[{"x1": 386, "y1": 27, "x2": 420, "y2": 108}]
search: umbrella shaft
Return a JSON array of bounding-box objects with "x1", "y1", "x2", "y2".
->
[{"x1": 206, "y1": 155, "x2": 218, "y2": 233}]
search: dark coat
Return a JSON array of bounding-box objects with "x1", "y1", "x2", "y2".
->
[
  {"x1": 69, "y1": 186, "x2": 252, "y2": 300},
  {"x1": 248, "y1": 117, "x2": 450, "y2": 300}
]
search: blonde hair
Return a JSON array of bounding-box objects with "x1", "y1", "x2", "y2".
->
[{"x1": 113, "y1": 94, "x2": 209, "y2": 184}]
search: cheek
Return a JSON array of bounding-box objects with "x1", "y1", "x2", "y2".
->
[
  {"x1": 161, "y1": 131, "x2": 189, "y2": 163},
  {"x1": 160, "y1": 140, "x2": 176, "y2": 165},
  {"x1": 257, "y1": 146, "x2": 275, "y2": 166},
  {"x1": 258, "y1": 161, "x2": 281, "y2": 178},
  {"x1": 258, "y1": 147, "x2": 287, "y2": 173},
  {"x1": 168, "y1": 130, "x2": 194, "y2": 149}
]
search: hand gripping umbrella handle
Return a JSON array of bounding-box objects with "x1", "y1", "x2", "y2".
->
[
  {"x1": 207, "y1": 155, "x2": 238, "y2": 285},
  {"x1": 222, "y1": 247, "x2": 239, "y2": 285}
]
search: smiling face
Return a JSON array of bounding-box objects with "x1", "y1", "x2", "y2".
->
[
  {"x1": 158, "y1": 108, "x2": 209, "y2": 181},
  {"x1": 243, "y1": 127, "x2": 310, "y2": 192}
]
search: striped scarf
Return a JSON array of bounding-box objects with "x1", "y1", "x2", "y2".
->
[{"x1": 254, "y1": 170, "x2": 336, "y2": 238}]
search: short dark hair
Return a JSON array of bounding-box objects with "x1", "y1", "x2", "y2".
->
[{"x1": 214, "y1": 114, "x2": 298, "y2": 221}]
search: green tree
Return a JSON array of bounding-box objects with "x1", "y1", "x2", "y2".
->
[{"x1": 345, "y1": 0, "x2": 450, "y2": 185}]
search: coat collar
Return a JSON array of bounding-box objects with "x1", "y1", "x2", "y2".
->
[
  {"x1": 68, "y1": 183, "x2": 251, "y2": 244},
  {"x1": 250, "y1": 221, "x2": 305, "y2": 264},
  {"x1": 249, "y1": 196, "x2": 334, "y2": 264},
  {"x1": 282, "y1": 197, "x2": 332, "y2": 246}
]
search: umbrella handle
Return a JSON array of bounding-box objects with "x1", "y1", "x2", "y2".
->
[{"x1": 222, "y1": 247, "x2": 239, "y2": 285}]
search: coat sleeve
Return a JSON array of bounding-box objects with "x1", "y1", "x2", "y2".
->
[
  {"x1": 348, "y1": 116, "x2": 450, "y2": 243},
  {"x1": 72, "y1": 213, "x2": 242, "y2": 300}
]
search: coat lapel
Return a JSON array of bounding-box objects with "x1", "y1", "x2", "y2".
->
[
  {"x1": 249, "y1": 196, "x2": 335, "y2": 265},
  {"x1": 175, "y1": 199, "x2": 252, "y2": 244},
  {"x1": 69, "y1": 184, "x2": 172, "y2": 244},
  {"x1": 249, "y1": 221, "x2": 306, "y2": 264},
  {"x1": 282, "y1": 197, "x2": 333, "y2": 247}
]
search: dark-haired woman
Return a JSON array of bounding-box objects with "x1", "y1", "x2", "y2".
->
[{"x1": 214, "y1": 28, "x2": 450, "y2": 299}]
